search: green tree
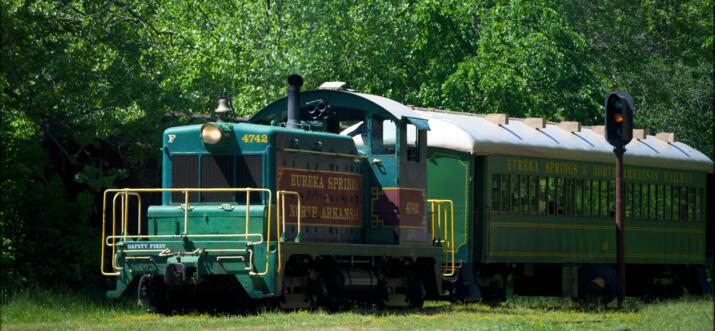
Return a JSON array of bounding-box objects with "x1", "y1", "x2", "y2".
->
[
  {"x1": 1, "y1": 0, "x2": 178, "y2": 289},
  {"x1": 1, "y1": 0, "x2": 712, "y2": 292},
  {"x1": 443, "y1": 0, "x2": 602, "y2": 122},
  {"x1": 561, "y1": 0, "x2": 713, "y2": 157}
]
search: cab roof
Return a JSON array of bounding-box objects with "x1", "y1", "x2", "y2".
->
[{"x1": 250, "y1": 89, "x2": 428, "y2": 125}]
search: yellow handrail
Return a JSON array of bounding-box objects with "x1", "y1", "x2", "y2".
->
[
  {"x1": 275, "y1": 190, "x2": 302, "y2": 275},
  {"x1": 101, "y1": 188, "x2": 272, "y2": 277},
  {"x1": 101, "y1": 190, "x2": 119, "y2": 276},
  {"x1": 105, "y1": 233, "x2": 264, "y2": 246},
  {"x1": 106, "y1": 192, "x2": 142, "y2": 271},
  {"x1": 428, "y1": 199, "x2": 455, "y2": 277},
  {"x1": 277, "y1": 190, "x2": 302, "y2": 242}
]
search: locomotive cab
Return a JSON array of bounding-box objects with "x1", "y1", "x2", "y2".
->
[{"x1": 251, "y1": 85, "x2": 433, "y2": 245}]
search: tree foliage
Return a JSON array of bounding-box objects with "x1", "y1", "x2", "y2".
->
[
  {"x1": 442, "y1": 0, "x2": 601, "y2": 122},
  {"x1": 1, "y1": 0, "x2": 712, "y2": 290},
  {"x1": 560, "y1": 0, "x2": 714, "y2": 155}
]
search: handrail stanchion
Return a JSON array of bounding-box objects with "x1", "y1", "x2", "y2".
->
[
  {"x1": 430, "y1": 201, "x2": 435, "y2": 242},
  {"x1": 278, "y1": 192, "x2": 285, "y2": 242},
  {"x1": 123, "y1": 190, "x2": 129, "y2": 241},
  {"x1": 427, "y1": 199, "x2": 456, "y2": 277},
  {"x1": 443, "y1": 207, "x2": 448, "y2": 247},
  {"x1": 277, "y1": 190, "x2": 302, "y2": 243},
  {"x1": 101, "y1": 190, "x2": 120, "y2": 276},
  {"x1": 111, "y1": 192, "x2": 119, "y2": 271},
  {"x1": 135, "y1": 193, "x2": 142, "y2": 236},
  {"x1": 275, "y1": 190, "x2": 280, "y2": 273},
  {"x1": 437, "y1": 203, "x2": 442, "y2": 243},
  {"x1": 183, "y1": 190, "x2": 189, "y2": 235},
  {"x1": 448, "y1": 200, "x2": 455, "y2": 276},
  {"x1": 120, "y1": 192, "x2": 125, "y2": 237},
  {"x1": 252, "y1": 189, "x2": 274, "y2": 276},
  {"x1": 245, "y1": 191, "x2": 251, "y2": 236},
  {"x1": 110, "y1": 193, "x2": 117, "y2": 271},
  {"x1": 294, "y1": 192, "x2": 302, "y2": 242}
]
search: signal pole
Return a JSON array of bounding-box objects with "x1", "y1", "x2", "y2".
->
[
  {"x1": 604, "y1": 91, "x2": 633, "y2": 309},
  {"x1": 614, "y1": 144, "x2": 625, "y2": 308}
]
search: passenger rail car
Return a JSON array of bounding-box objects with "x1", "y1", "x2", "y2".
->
[
  {"x1": 101, "y1": 76, "x2": 713, "y2": 312},
  {"x1": 417, "y1": 109, "x2": 713, "y2": 302}
]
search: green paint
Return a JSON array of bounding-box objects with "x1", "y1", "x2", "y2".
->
[
  {"x1": 482, "y1": 155, "x2": 708, "y2": 265},
  {"x1": 426, "y1": 148, "x2": 473, "y2": 263},
  {"x1": 490, "y1": 155, "x2": 706, "y2": 186}
]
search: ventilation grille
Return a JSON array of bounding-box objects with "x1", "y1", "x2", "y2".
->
[
  {"x1": 171, "y1": 154, "x2": 263, "y2": 203},
  {"x1": 172, "y1": 155, "x2": 199, "y2": 202},
  {"x1": 201, "y1": 155, "x2": 234, "y2": 202},
  {"x1": 237, "y1": 155, "x2": 263, "y2": 203}
]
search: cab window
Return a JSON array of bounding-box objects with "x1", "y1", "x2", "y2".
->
[
  {"x1": 371, "y1": 116, "x2": 397, "y2": 154},
  {"x1": 406, "y1": 123, "x2": 420, "y2": 162}
]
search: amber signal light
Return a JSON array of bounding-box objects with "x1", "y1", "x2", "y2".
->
[{"x1": 614, "y1": 113, "x2": 624, "y2": 123}]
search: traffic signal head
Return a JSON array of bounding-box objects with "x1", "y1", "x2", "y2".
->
[{"x1": 604, "y1": 91, "x2": 634, "y2": 147}]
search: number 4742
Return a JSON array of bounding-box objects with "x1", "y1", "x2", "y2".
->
[{"x1": 242, "y1": 134, "x2": 268, "y2": 143}]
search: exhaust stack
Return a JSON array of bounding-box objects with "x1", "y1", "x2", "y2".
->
[{"x1": 286, "y1": 74, "x2": 304, "y2": 129}]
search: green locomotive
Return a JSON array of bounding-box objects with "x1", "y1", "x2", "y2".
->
[
  {"x1": 103, "y1": 76, "x2": 446, "y2": 311},
  {"x1": 102, "y1": 76, "x2": 712, "y2": 311}
]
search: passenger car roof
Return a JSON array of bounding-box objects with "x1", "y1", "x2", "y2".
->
[{"x1": 415, "y1": 109, "x2": 713, "y2": 173}]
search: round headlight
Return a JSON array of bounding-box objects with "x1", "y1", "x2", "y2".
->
[{"x1": 201, "y1": 124, "x2": 222, "y2": 144}]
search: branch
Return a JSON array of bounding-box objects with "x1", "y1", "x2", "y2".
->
[
  {"x1": 114, "y1": 1, "x2": 173, "y2": 38},
  {"x1": 43, "y1": 128, "x2": 78, "y2": 166}
]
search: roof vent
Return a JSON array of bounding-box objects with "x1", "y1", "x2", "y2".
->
[
  {"x1": 318, "y1": 81, "x2": 347, "y2": 90},
  {"x1": 486, "y1": 113, "x2": 509, "y2": 125},
  {"x1": 633, "y1": 129, "x2": 646, "y2": 140},
  {"x1": 558, "y1": 121, "x2": 581, "y2": 132},
  {"x1": 591, "y1": 125, "x2": 605, "y2": 136},
  {"x1": 523, "y1": 117, "x2": 545, "y2": 129},
  {"x1": 655, "y1": 132, "x2": 676, "y2": 143}
]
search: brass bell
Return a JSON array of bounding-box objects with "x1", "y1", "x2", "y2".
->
[{"x1": 215, "y1": 98, "x2": 232, "y2": 114}]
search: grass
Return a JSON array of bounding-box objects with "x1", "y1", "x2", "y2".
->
[{"x1": 1, "y1": 290, "x2": 713, "y2": 331}]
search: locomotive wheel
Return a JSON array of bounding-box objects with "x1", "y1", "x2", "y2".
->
[
  {"x1": 307, "y1": 275, "x2": 332, "y2": 310},
  {"x1": 138, "y1": 276, "x2": 171, "y2": 314},
  {"x1": 642, "y1": 278, "x2": 683, "y2": 302},
  {"x1": 682, "y1": 266, "x2": 711, "y2": 297},
  {"x1": 405, "y1": 276, "x2": 426, "y2": 309},
  {"x1": 479, "y1": 278, "x2": 507, "y2": 305},
  {"x1": 578, "y1": 264, "x2": 619, "y2": 310},
  {"x1": 279, "y1": 275, "x2": 312, "y2": 310}
]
